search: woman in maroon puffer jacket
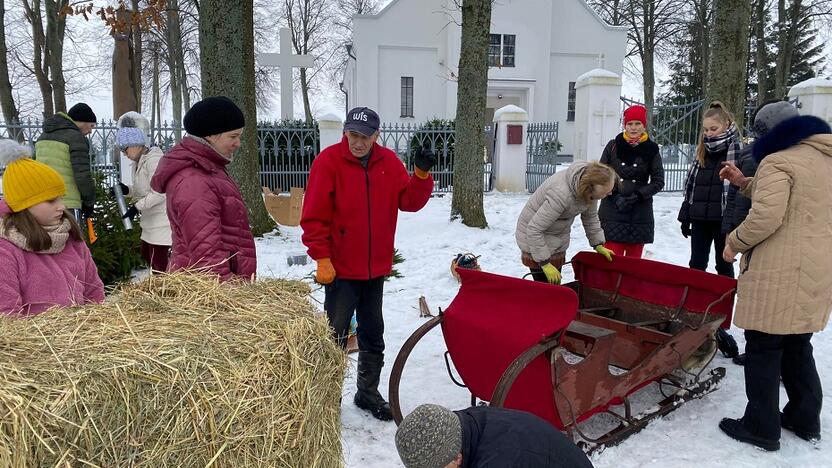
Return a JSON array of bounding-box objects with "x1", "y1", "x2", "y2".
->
[{"x1": 151, "y1": 96, "x2": 256, "y2": 281}]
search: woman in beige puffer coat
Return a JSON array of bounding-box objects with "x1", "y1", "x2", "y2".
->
[
  {"x1": 718, "y1": 112, "x2": 832, "y2": 451},
  {"x1": 515, "y1": 161, "x2": 617, "y2": 284}
]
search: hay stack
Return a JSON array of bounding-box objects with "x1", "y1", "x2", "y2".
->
[{"x1": 0, "y1": 273, "x2": 345, "y2": 467}]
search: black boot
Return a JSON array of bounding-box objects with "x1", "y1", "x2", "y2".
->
[
  {"x1": 719, "y1": 418, "x2": 780, "y2": 451},
  {"x1": 354, "y1": 351, "x2": 393, "y2": 421},
  {"x1": 715, "y1": 328, "x2": 739, "y2": 358},
  {"x1": 733, "y1": 353, "x2": 747, "y2": 366},
  {"x1": 781, "y1": 413, "x2": 822, "y2": 443}
]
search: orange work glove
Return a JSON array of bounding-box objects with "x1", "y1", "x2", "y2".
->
[{"x1": 315, "y1": 258, "x2": 336, "y2": 284}]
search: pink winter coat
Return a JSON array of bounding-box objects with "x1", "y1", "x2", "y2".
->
[
  {"x1": 0, "y1": 205, "x2": 105, "y2": 316},
  {"x1": 150, "y1": 136, "x2": 256, "y2": 281}
]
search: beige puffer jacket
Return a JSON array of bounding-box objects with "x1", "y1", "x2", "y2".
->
[
  {"x1": 128, "y1": 146, "x2": 172, "y2": 246},
  {"x1": 515, "y1": 162, "x2": 605, "y2": 263},
  {"x1": 727, "y1": 133, "x2": 832, "y2": 334}
]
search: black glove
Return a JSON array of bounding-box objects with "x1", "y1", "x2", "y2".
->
[
  {"x1": 614, "y1": 194, "x2": 638, "y2": 212},
  {"x1": 122, "y1": 205, "x2": 139, "y2": 221},
  {"x1": 109, "y1": 182, "x2": 130, "y2": 198},
  {"x1": 681, "y1": 222, "x2": 691, "y2": 239},
  {"x1": 414, "y1": 142, "x2": 437, "y2": 172},
  {"x1": 81, "y1": 203, "x2": 95, "y2": 219}
]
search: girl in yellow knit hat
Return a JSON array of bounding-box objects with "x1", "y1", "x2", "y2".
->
[{"x1": 0, "y1": 139, "x2": 104, "y2": 316}]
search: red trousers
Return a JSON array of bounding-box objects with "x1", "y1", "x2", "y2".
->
[
  {"x1": 604, "y1": 241, "x2": 644, "y2": 258},
  {"x1": 141, "y1": 241, "x2": 170, "y2": 273}
]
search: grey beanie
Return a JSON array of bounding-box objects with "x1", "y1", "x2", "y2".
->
[
  {"x1": 752, "y1": 101, "x2": 799, "y2": 138},
  {"x1": 395, "y1": 404, "x2": 462, "y2": 468},
  {"x1": 116, "y1": 126, "x2": 147, "y2": 150}
]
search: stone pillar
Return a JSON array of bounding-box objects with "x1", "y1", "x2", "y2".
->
[
  {"x1": 492, "y1": 105, "x2": 528, "y2": 193},
  {"x1": 318, "y1": 113, "x2": 344, "y2": 150},
  {"x1": 788, "y1": 78, "x2": 832, "y2": 125},
  {"x1": 573, "y1": 69, "x2": 622, "y2": 162}
]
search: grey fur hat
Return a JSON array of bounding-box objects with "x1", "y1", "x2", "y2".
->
[
  {"x1": 395, "y1": 404, "x2": 462, "y2": 468},
  {"x1": 752, "y1": 101, "x2": 799, "y2": 138}
]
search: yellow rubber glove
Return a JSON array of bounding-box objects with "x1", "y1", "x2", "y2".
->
[
  {"x1": 541, "y1": 263, "x2": 561, "y2": 285},
  {"x1": 315, "y1": 258, "x2": 336, "y2": 284},
  {"x1": 595, "y1": 245, "x2": 615, "y2": 262}
]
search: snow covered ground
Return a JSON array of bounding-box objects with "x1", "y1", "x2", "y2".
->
[{"x1": 255, "y1": 191, "x2": 830, "y2": 468}]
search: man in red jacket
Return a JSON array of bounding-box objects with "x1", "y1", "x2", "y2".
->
[{"x1": 301, "y1": 107, "x2": 436, "y2": 420}]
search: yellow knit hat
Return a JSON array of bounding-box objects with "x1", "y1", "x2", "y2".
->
[{"x1": 0, "y1": 139, "x2": 66, "y2": 212}]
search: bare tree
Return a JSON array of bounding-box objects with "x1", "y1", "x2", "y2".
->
[
  {"x1": 707, "y1": 0, "x2": 751, "y2": 129},
  {"x1": 451, "y1": 0, "x2": 490, "y2": 228},
  {"x1": 330, "y1": 0, "x2": 379, "y2": 90},
  {"x1": 623, "y1": 0, "x2": 685, "y2": 114},
  {"x1": 21, "y1": 0, "x2": 54, "y2": 118},
  {"x1": 131, "y1": 0, "x2": 143, "y2": 109},
  {"x1": 44, "y1": 0, "x2": 67, "y2": 113},
  {"x1": 167, "y1": 0, "x2": 184, "y2": 134},
  {"x1": 281, "y1": 0, "x2": 332, "y2": 123},
  {"x1": 200, "y1": 0, "x2": 272, "y2": 235},
  {"x1": 0, "y1": 0, "x2": 21, "y2": 136}
]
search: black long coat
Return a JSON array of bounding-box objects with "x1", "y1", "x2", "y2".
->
[
  {"x1": 598, "y1": 133, "x2": 665, "y2": 244},
  {"x1": 677, "y1": 147, "x2": 728, "y2": 223}
]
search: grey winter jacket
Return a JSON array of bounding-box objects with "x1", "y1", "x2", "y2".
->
[{"x1": 515, "y1": 162, "x2": 605, "y2": 263}]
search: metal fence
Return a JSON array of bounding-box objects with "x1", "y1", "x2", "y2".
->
[
  {"x1": 525, "y1": 121, "x2": 561, "y2": 192},
  {"x1": 377, "y1": 121, "x2": 495, "y2": 192},
  {"x1": 1, "y1": 119, "x2": 499, "y2": 195}
]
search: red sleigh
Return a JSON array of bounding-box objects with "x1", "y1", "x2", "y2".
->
[{"x1": 389, "y1": 252, "x2": 736, "y2": 450}]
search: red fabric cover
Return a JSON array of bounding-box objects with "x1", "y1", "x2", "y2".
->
[
  {"x1": 300, "y1": 136, "x2": 433, "y2": 280},
  {"x1": 151, "y1": 136, "x2": 256, "y2": 281},
  {"x1": 442, "y1": 268, "x2": 578, "y2": 426},
  {"x1": 571, "y1": 251, "x2": 736, "y2": 327}
]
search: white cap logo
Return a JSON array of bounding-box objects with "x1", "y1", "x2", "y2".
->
[{"x1": 352, "y1": 112, "x2": 368, "y2": 122}]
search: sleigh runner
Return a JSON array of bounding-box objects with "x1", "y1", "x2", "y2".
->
[{"x1": 389, "y1": 252, "x2": 737, "y2": 451}]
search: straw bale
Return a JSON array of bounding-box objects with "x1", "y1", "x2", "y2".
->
[{"x1": 0, "y1": 272, "x2": 345, "y2": 467}]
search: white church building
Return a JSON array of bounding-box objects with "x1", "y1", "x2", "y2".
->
[{"x1": 342, "y1": 0, "x2": 627, "y2": 155}]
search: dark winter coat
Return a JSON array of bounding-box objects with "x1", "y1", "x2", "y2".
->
[
  {"x1": 721, "y1": 144, "x2": 758, "y2": 234},
  {"x1": 300, "y1": 136, "x2": 433, "y2": 280},
  {"x1": 457, "y1": 406, "x2": 593, "y2": 468},
  {"x1": 34, "y1": 113, "x2": 95, "y2": 210},
  {"x1": 678, "y1": 147, "x2": 728, "y2": 223},
  {"x1": 150, "y1": 136, "x2": 256, "y2": 282},
  {"x1": 598, "y1": 133, "x2": 664, "y2": 244}
]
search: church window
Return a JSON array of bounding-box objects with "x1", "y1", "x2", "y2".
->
[
  {"x1": 488, "y1": 34, "x2": 515, "y2": 68},
  {"x1": 401, "y1": 76, "x2": 414, "y2": 117},
  {"x1": 567, "y1": 82, "x2": 576, "y2": 122}
]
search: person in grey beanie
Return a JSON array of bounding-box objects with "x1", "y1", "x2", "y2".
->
[
  {"x1": 719, "y1": 99, "x2": 800, "y2": 367},
  {"x1": 718, "y1": 101, "x2": 832, "y2": 450},
  {"x1": 395, "y1": 404, "x2": 593, "y2": 468}
]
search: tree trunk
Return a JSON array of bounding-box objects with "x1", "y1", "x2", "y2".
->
[
  {"x1": 131, "y1": 0, "x2": 143, "y2": 111},
  {"x1": 112, "y1": 7, "x2": 138, "y2": 119},
  {"x1": 44, "y1": 0, "x2": 66, "y2": 113},
  {"x1": 451, "y1": 0, "x2": 490, "y2": 228},
  {"x1": 151, "y1": 42, "x2": 161, "y2": 139},
  {"x1": 167, "y1": 0, "x2": 183, "y2": 141},
  {"x1": 299, "y1": 67, "x2": 313, "y2": 124},
  {"x1": 0, "y1": 0, "x2": 21, "y2": 140},
  {"x1": 23, "y1": 0, "x2": 54, "y2": 118},
  {"x1": 707, "y1": 0, "x2": 751, "y2": 130},
  {"x1": 696, "y1": 0, "x2": 711, "y2": 98},
  {"x1": 754, "y1": 0, "x2": 768, "y2": 103},
  {"x1": 200, "y1": 0, "x2": 272, "y2": 235},
  {"x1": 642, "y1": 48, "x2": 655, "y2": 120},
  {"x1": 773, "y1": 0, "x2": 800, "y2": 98},
  {"x1": 179, "y1": 55, "x2": 191, "y2": 112}
]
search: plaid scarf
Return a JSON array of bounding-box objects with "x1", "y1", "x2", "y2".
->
[{"x1": 683, "y1": 123, "x2": 742, "y2": 212}]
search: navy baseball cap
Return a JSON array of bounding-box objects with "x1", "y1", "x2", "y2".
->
[{"x1": 344, "y1": 107, "x2": 380, "y2": 136}]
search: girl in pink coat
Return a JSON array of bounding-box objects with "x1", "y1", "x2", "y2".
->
[{"x1": 0, "y1": 139, "x2": 104, "y2": 316}]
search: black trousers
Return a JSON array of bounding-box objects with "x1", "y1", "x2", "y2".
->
[
  {"x1": 324, "y1": 277, "x2": 385, "y2": 354},
  {"x1": 689, "y1": 220, "x2": 734, "y2": 278},
  {"x1": 742, "y1": 330, "x2": 823, "y2": 439}
]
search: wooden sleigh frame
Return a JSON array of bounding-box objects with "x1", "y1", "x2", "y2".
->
[{"x1": 389, "y1": 252, "x2": 737, "y2": 451}]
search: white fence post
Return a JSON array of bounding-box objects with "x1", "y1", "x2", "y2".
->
[
  {"x1": 788, "y1": 78, "x2": 832, "y2": 126},
  {"x1": 492, "y1": 105, "x2": 528, "y2": 193},
  {"x1": 573, "y1": 69, "x2": 622, "y2": 162},
  {"x1": 318, "y1": 113, "x2": 344, "y2": 150}
]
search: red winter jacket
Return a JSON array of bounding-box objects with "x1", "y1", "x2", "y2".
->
[
  {"x1": 301, "y1": 136, "x2": 433, "y2": 280},
  {"x1": 150, "y1": 136, "x2": 256, "y2": 281}
]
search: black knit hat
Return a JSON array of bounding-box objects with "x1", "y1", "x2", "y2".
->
[
  {"x1": 67, "y1": 103, "x2": 97, "y2": 123},
  {"x1": 183, "y1": 96, "x2": 246, "y2": 137}
]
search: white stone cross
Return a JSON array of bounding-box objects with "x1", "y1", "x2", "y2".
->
[{"x1": 257, "y1": 28, "x2": 315, "y2": 120}]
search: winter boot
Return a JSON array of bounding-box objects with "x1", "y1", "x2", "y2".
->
[
  {"x1": 732, "y1": 353, "x2": 747, "y2": 366},
  {"x1": 715, "y1": 328, "x2": 739, "y2": 359},
  {"x1": 354, "y1": 351, "x2": 393, "y2": 421},
  {"x1": 781, "y1": 413, "x2": 821, "y2": 443},
  {"x1": 719, "y1": 418, "x2": 780, "y2": 451}
]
